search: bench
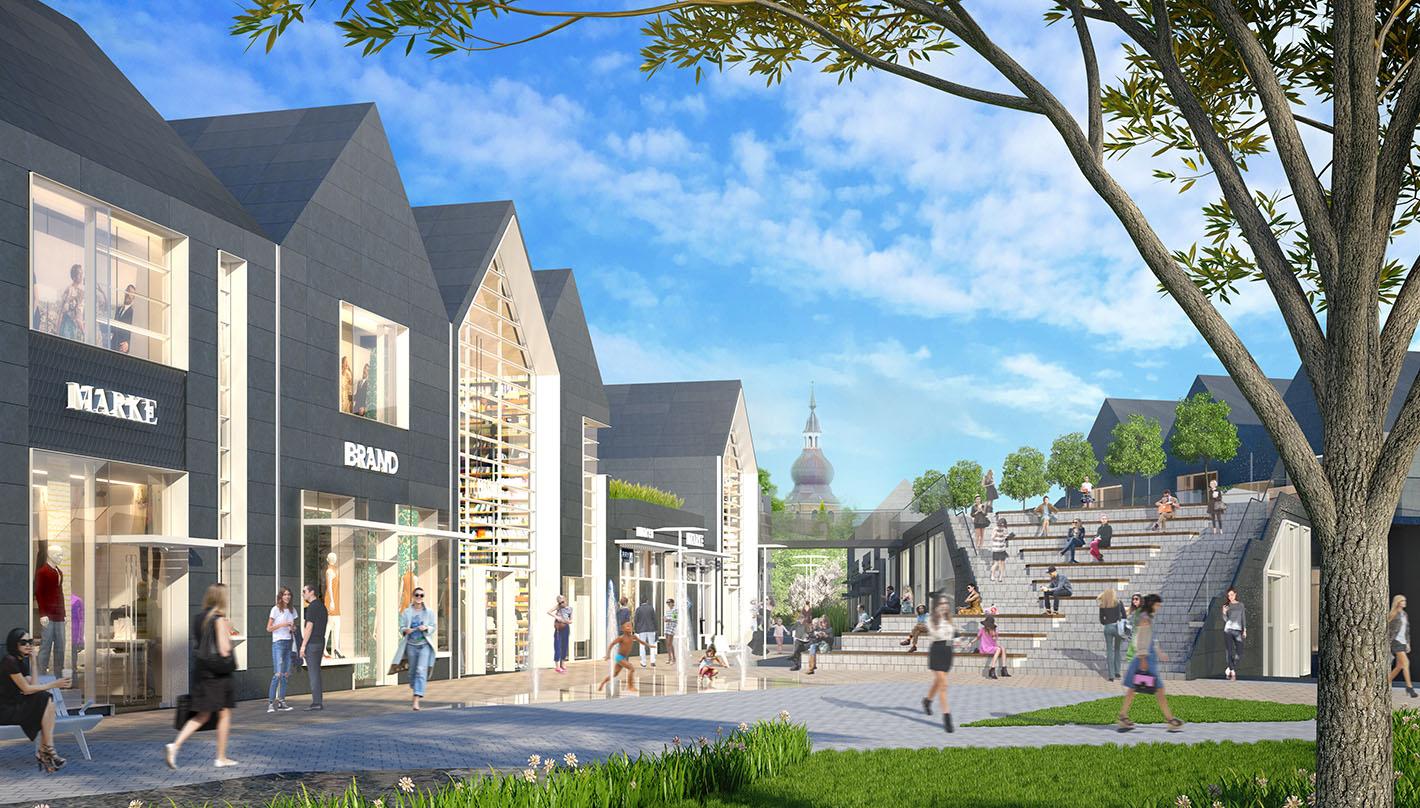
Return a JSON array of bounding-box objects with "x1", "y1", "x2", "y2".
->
[{"x1": 0, "y1": 680, "x2": 102, "y2": 760}]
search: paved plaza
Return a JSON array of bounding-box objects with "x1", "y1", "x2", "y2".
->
[{"x1": 0, "y1": 659, "x2": 1333, "y2": 806}]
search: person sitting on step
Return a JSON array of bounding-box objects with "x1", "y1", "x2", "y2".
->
[
  {"x1": 977, "y1": 616, "x2": 1010, "y2": 679},
  {"x1": 898, "y1": 604, "x2": 931, "y2": 652}
]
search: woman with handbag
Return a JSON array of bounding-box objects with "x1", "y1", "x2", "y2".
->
[
  {"x1": 1, "y1": 627, "x2": 71, "y2": 772},
  {"x1": 166, "y1": 583, "x2": 237, "y2": 769},
  {"x1": 1097, "y1": 589, "x2": 1127, "y2": 682},
  {"x1": 266, "y1": 586, "x2": 298, "y2": 713},
  {"x1": 1117, "y1": 594, "x2": 1183, "y2": 733},
  {"x1": 548, "y1": 594, "x2": 572, "y2": 674}
]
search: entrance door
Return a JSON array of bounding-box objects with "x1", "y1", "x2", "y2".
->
[
  {"x1": 93, "y1": 542, "x2": 188, "y2": 712},
  {"x1": 1264, "y1": 520, "x2": 1313, "y2": 677},
  {"x1": 462, "y1": 567, "x2": 528, "y2": 674}
]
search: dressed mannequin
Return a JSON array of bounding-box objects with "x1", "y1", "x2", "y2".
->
[
  {"x1": 323, "y1": 552, "x2": 343, "y2": 658},
  {"x1": 34, "y1": 545, "x2": 67, "y2": 677}
]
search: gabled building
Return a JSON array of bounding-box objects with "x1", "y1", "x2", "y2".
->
[
  {"x1": 599, "y1": 381, "x2": 761, "y2": 647},
  {"x1": 1085, "y1": 398, "x2": 1177, "y2": 504}
]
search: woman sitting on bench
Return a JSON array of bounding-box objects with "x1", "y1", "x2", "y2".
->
[{"x1": 1, "y1": 627, "x2": 71, "y2": 773}]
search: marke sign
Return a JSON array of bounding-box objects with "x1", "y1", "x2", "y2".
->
[
  {"x1": 66, "y1": 382, "x2": 158, "y2": 425},
  {"x1": 344, "y1": 441, "x2": 399, "y2": 475},
  {"x1": 686, "y1": 533, "x2": 705, "y2": 548}
]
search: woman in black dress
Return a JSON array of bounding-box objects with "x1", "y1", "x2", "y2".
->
[
  {"x1": 165, "y1": 584, "x2": 237, "y2": 769},
  {"x1": 919, "y1": 596, "x2": 956, "y2": 733},
  {"x1": 1, "y1": 627, "x2": 71, "y2": 772}
]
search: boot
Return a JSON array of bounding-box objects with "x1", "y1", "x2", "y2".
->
[
  {"x1": 987, "y1": 666, "x2": 998, "y2": 679},
  {"x1": 921, "y1": 697, "x2": 932, "y2": 716},
  {"x1": 943, "y1": 713, "x2": 954, "y2": 733},
  {"x1": 1000, "y1": 666, "x2": 1011, "y2": 678}
]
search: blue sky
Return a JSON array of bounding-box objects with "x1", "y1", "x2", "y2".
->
[{"x1": 52, "y1": 0, "x2": 1308, "y2": 508}]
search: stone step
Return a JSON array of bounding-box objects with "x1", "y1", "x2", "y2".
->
[
  {"x1": 1024, "y1": 560, "x2": 1143, "y2": 570},
  {"x1": 815, "y1": 649, "x2": 1029, "y2": 668},
  {"x1": 1018, "y1": 544, "x2": 1160, "y2": 556},
  {"x1": 840, "y1": 632, "x2": 1048, "y2": 651}
]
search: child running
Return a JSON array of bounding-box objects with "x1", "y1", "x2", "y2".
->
[
  {"x1": 697, "y1": 644, "x2": 728, "y2": 684},
  {"x1": 598, "y1": 622, "x2": 652, "y2": 692}
]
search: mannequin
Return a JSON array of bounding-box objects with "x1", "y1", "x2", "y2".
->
[
  {"x1": 34, "y1": 545, "x2": 67, "y2": 677},
  {"x1": 323, "y1": 552, "x2": 343, "y2": 658}
]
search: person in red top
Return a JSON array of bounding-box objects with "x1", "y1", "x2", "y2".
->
[{"x1": 33, "y1": 548, "x2": 66, "y2": 677}]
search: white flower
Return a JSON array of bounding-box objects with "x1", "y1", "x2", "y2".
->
[
  {"x1": 1283, "y1": 797, "x2": 1302, "y2": 808},
  {"x1": 1211, "y1": 802, "x2": 1224, "y2": 808},
  {"x1": 528, "y1": 754, "x2": 541, "y2": 768},
  {"x1": 1174, "y1": 796, "x2": 1192, "y2": 808},
  {"x1": 543, "y1": 758, "x2": 555, "y2": 773},
  {"x1": 129, "y1": 801, "x2": 144, "y2": 808},
  {"x1": 671, "y1": 736, "x2": 682, "y2": 747},
  {"x1": 522, "y1": 768, "x2": 537, "y2": 783},
  {"x1": 738, "y1": 722, "x2": 750, "y2": 732},
  {"x1": 629, "y1": 781, "x2": 638, "y2": 790},
  {"x1": 778, "y1": 710, "x2": 791, "y2": 722},
  {"x1": 563, "y1": 753, "x2": 579, "y2": 768},
  {"x1": 397, "y1": 776, "x2": 415, "y2": 794},
  {"x1": 697, "y1": 736, "x2": 709, "y2": 747},
  {"x1": 453, "y1": 781, "x2": 465, "y2": 791},
  {"x1": 1254, "y1": 777, "x2": 1268, "y2": 788},
  {"x1": 372, "y1": 800, "x2": 384, "y2": 808}
]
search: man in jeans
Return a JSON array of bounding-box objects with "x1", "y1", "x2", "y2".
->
[
  {"x1": 633, "y1": 598, "x2": 659, "y2": 667},
  {"x1": 1038, "y1": 566, "x2": 1073, "y2": 616},
  {"x1": 300, "y1": 584, "x2": 328, "y2": 711}
]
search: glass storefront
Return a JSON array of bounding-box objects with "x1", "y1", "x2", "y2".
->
[
  {"x1": 30, "y1": 176, "x2": 185, "y2": 368},
  {"x1": 339, "y1": 301, "x2": 409, "y2": 427},
  {"x1": 29, "y1": 450, "x2": 191, "y2": 712},
  {"x1": 456, "y1": 257, "x2": 535, "y2": 674}
]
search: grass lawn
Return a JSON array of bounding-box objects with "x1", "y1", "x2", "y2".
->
[
  {"x1": 672, "y1": 741, "x2": 1318, "y2": 808},
  {"x1": 965, "y1": 694, "x2": 1317, "y2": 727}
]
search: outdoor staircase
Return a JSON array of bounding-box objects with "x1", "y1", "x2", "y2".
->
[{"x1": 819, "y1": 498, "x2": 1272, "y2": 677}]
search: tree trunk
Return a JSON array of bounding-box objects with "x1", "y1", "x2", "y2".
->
[{"x1": 1314, "y1": 490, "x2": 1394, "y2": 806}]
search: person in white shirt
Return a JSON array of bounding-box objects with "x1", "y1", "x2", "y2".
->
[
  {"x1": 919, "y1": 596, "x2": 956, "y2": 733},
  {"x1": 266, "y1": 586, "x2": 298, "y2": 712}
]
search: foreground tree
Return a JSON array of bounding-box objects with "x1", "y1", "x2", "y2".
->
[
  {"x1": 943, "y1": 460, "x2": 986, "y2": 512},
  {"x1": 1104, "y1": 413, "x2": 1168, "y2": 503},
  {"x1": 1047, "y1": 432, "x2": 1100, "y2": 507},
  {"x1": 1000, "y1": 446, "x2": 1049, "y2": 509},
  {"x1": 235, "y1": 1, "x2": 1420, "y2": 801},
  {"x1": 1171, "y1": 392, "x2": 1241, "y2": 475}
]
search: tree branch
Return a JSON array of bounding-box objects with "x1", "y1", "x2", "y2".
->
[
  {"x1": 1380, "y1": 253, "x2": 1420, "y2": 395},
  {"x1": 1294, "y1": 112, "x2": 1335, "y2": 134},
  {"x1": 1201, "y1": 0, "x2": 1337, "y2": 291},
  {"x1": 1372, "y1": 362, "x2": 1420, "y2": 509},
  {"x1": 1374, "y1": 60, "x2": 1420, "y2": 263},
  {"x1": 1067, "y1": 0, "x2": 1103, "y2": 157},
  {"x1": 1094, "y1": 0, "x2": 1330, "y2": 401},
  {"x1": 745, "y1": 0, "x2": 1041, "y2": 113}
]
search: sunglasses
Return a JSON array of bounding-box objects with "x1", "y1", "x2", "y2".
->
[
  {"x1": 18, "y1": 639, "x2": 38, "y2": 647},
  {"x1": 413, "y1": 593, "x2": 425, "y2": 599}
]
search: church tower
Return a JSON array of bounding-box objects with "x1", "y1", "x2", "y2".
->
[{"x1": 786, "y1": 385, "x2": 840, "y2": 513}]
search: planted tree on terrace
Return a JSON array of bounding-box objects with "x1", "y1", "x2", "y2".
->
[
  {"x1": 1171, "y1": 392, "x2": 1241, "y2": 474},
  {"x1": 999, "y1": 446, "x2": 1050, "y2": 509},
  {"x1": 1047, "y1": 432, "x2": 1099, "y2": 507},
  {"x1": 1104, "y1": 413, "x2": 1167, "y2": 503},
  {"x1": 943, "y1": 460, "x2": 985, "y2": 512},
  {"x1": 235, "y1": 1, "x2": 1420, "y2": 802},
  {"x1": 910, "y1": 468, "x2": 953, "y2": 514}
]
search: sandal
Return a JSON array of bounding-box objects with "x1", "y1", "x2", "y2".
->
[
  {"x1": 1116, "y1": 714, "x2": 1134, "y2": 732},
  {"x1": 1166, "y1": 718, "x2": 1184, "y2": 732}
]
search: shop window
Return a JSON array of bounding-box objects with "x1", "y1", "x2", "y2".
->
[
  {"x1": 396, "y1": 506, "x2": 452, "y2": 654},
  {"x1": 339, "y1": 301, "x2": 409, "y2": 427},
  {"x1": 30, "y1": 176, "x2": 187, "y2": 368},
  {"x1": 301, "y1": 492, "x2": 375, "y2": 677},
  {"x1": 217, "y1": 253, "x2": 248, "y2": 669}
]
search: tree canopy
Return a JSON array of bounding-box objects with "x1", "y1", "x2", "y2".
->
[
  {"x1": 1046, "y1": 432, "x2": 1099, "y2": 506},
  {"x1": 910, "y1": 469, "x2": 952, "y2": 514},
  {"x1": 943, "y1": 460, "x2": 985, "y2": 512},
  {"x1": 999, "y1": 446, "x2": 1049, "y2": 508},
  {"x1": 1171, "y1": 392, "x2": 1241, "y2": 472},
  {"x1": 1104, "y1": 413, "x2": 1168, "y2": 502}
]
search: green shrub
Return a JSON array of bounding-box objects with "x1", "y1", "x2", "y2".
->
[
  {"x1": 609, "y1": 479, "x2": 686, "y2": 510},
  {"x1": 820, "y1": 602, "x2": 851, "y2": 636},
  {"x1": 266, "y1": 715, "x2": 809, "y2": 808},
  {"x1": 1157, "y1": 707, "x2": 1420, "y2": 807}
]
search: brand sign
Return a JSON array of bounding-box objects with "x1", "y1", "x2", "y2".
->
[
  {"x1": 685, "y1": 533, "x2": 705, "y2": 548},
  {"x1": 634, "y1": 526, "x2": 655, "y2": 540},
  {"x1": 343, "y1": 441, "x2": 399, "y2": 475},
  {"x1": 66, "y1": 382, "x2": 158, "y2": 425}
]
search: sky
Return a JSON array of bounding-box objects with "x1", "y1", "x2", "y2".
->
[{"x1": 50, "y1": 0, "x2": 1313, "y2": 509}]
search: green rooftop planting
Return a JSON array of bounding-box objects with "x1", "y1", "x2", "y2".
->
[{"x1": 609, "y1": 479, "x2": 686, "y2": 510}]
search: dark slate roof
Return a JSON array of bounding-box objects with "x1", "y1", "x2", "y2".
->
[
  {"x1": 1102, "y1": 398, "x2": 1179, "y2": 432},
  {"x1": 1283, "y1": 352, "x2": 1420, "y2": 453},
  {"x1": 600, "y1": 381, "x2": 744, "y2": 460},
  {"x1": 0, "y1": 1, "x2": 262, "y2": 234},
  {"x1": 412, "y1": 201, "x2": 516, "y2": 323},
  {"x1": 534, "y1": 269, "x2": 610, "y2": 424},
  {"x1": 168, "y1": 103, "x2": 375, "y2": 242},
  {"x1": 1187, "y1": 375, "x2": 1292, "y2": 426}
]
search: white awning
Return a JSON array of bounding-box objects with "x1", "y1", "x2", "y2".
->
[
  {"x1": 302, "y1": 517, "x2": 526, "y2": 549},
  {"x1": 108, "y1": 534, "x2": 221, "y2": 548}
]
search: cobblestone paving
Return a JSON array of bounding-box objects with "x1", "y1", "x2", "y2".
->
[{"x1": 1, "y1": 680, "x2": 1317, "y2": 806}]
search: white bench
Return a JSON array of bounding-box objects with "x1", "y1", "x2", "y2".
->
[{"x1": 0, "y1": 682, "x2": 102, "y2": 760}]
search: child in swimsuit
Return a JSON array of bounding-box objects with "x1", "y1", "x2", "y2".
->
[
  {"x1": 697, "y1": 645, "x2": 727, "y2": 683},
  {"x1": 598, "y1": 621, "x2": 652, "y2": 692}
]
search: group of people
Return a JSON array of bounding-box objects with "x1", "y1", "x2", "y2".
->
[{"x1": 768, "y1": 606, "x2": 836, "y2": 675}]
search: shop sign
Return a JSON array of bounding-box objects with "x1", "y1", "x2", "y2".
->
[
  {"x1": 343, "y1": 441, "x2": 399, "y2": 474},
  {"x1": 66, "y1": 382, "x2": 158, "y2": 425},
  {"x1": 634, "y1": 526, "x2": 655, "y2": 540},
  {"x1": 685, "y1": 533, "x2": 705, "y2": 548}
]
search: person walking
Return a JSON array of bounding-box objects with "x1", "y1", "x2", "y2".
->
[
  {"x1": 1124, "y1": 593, "x2": 1143, "y2": 663},
  {"x1": 633, "y1": 598, "x2": 658, "y2": 668},
  {"x1": 1089, "y1": 515, "x2": 1113, "y2": 563},
  {"x1": 919, "y1": 596, "x2": 955, "y2": 733},
  {"x1": 1034, "y1": 496, "x2": 1059, "y2": 536},
  {"x1": 1, "y1": 628, "x2": 71, "y2": 773},
  {"x1": 772, "y1": 617, "x2": 788, "y2": 650},
  {"x1": 1117, "y1": 594, "x2": 1184, "y2": 733},
  {"x1": 664, "y1": 598, "x2": 680, "y2": 664},
  {"x1": 1390, "y1": 594, "x2": 1417, "y2": 697},
  {"x1": 597, "y1": 622, "x2": 652, "y2": 693},
  {"x1": 1098, "y1": 588, "x2": 1127, "y2": 682},
  {"x1": 266, "y1": 587, "x2": 298, "y2": 713},
  {"x1": 616, "y1": 596, "x2": 631, "y2": 630},
  {"x1": 1079, "y1": 477, "x2": 1094, "y2": 509},
  {"x1": 548, "y1": 594, "x2": 572, "y2": 674},
  {"x1": 983, "y1": 469, "x2": 999, "y2": 512},
  {"x1": 1038, "y1": 566, "x2": 1072, "y2": 616},
  {"x1": 400, "y1": 588, "x2": 437, "y2": 710},
  {"x1": 988, "y1": 517, "x2": 1012, "y2": 582},
  {"x1": 299, "y1": 583, "x2": 327, "y2": 711},
  {"x1": 978, "y1": 615, "x2": 1009, "y2": 679},
  {"x1": 1151, "y1": 490, "x2": 1179, "y2": 531},
  {"x1": 1060, "y1": 519, "x2": 1087, "y2": 564},
  {"x1": 1206, "y1": 480, "x2": 1226, "y2": 535},
  {"x1": 971, "y1": 497, "x2": 991, "y2": 548},
  {"x1": 1221, "y1": 588, "x2": 1247, "y2": 681},
  {"x1": 167, "y1": 583, "x2": 238, "y2": 769}
]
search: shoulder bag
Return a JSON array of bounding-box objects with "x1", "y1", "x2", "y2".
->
[{"x1": 195, "y1": 611, "x2": 236, "y2": 677}]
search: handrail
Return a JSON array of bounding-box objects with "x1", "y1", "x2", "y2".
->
[{"x1": 1179, "y1": 491, "x2": 1270, "y2": 663}]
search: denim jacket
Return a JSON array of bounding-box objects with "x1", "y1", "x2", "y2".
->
[{"x1": 400, "y1": 606, "x2": 436, "y2": 646}]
